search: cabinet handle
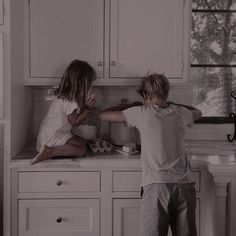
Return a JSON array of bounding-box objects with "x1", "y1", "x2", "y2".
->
[
  {"x1": 56, "y1": 180, "x2": 62, "y2": 186},
  {"x1": 110, "y1": 61, "x2": 116, "y2": 66},
  {"x1": 97, "y1": 61, "x2": 103, "y2": 66},
  {"x1": 56, "y1": 217, "x2": 62, "y2": 223}
]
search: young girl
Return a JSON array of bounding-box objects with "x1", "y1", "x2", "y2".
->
[{"x1": 31, "y1": 59, "x2": 96, "y2": 165}]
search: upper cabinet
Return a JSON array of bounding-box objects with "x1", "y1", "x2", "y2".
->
[
  {"x1": 109, "y1": 0, "x2": 188, "y2": 79},
  {"x1": 24, "y1": 0, "x2": 190, "y2": 85},
  {"x1": 27, "y1": 0, "x2": 104, "y2": 83},
  {"x1": 0, "y1": 0, "x2": 3, "y2": 25},
  {"x1": 0, "y1": 33, "x2": 3, "y2": 120}
]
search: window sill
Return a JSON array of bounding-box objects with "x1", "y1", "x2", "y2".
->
[
  {"x1": 196, "y1": 117, "x2": 234, "y2": 124},
  {"x1": 186, "y1": 123, "x2": 234, "y2": 141}
]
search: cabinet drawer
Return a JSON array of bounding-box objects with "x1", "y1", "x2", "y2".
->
[
  {"x1": 113, "y1": 170, "x2": 201, "y2": 192},
  {"x1": 19, "y1": 199, "x2": 100, "y2": 236},
  {"x1": 19, "y1": 172, "x2": 100, "y2": 193},
  {"x1": 113, "y1": 171, "x2": 142, "y2": 192}
]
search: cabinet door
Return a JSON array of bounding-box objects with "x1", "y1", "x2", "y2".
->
[
  {"x1": 113, "y1": 198, "x2": 200, "y2": 236},
  {"x1": 0, "y1": 33, "x2": 3, "y2": 119},
  {"x1": 29, "y1": 0, "x2": 104, "y2": 79},
  {"x1": 113, "y1": 199, "x2": 141, "y2": 236},
  {"x1": 0, "y1": 0, "x2": 3, "y2": 25},
  {"x1": 19, "y1": 199, "x2": 100, "y2": 236},
  {"x1": 110, "y1": 0, "x2": 189, "y2": 79}
]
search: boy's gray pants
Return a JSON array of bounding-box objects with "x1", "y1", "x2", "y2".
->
[{"x1": 140, "y1": 183, "x2": 197, "y2": 236}]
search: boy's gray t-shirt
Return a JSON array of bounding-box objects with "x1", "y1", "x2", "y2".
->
[{"x1": 123, "y1": 104, "x2": 194, "y2": 186}]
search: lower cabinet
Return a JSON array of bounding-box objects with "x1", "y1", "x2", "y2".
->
[
  {"x1": 113, "y1": 198, "x2": 200, "y2": 236},
  {"x1": 13, "y1": 168, "x2": 204, "y2": 236},
  {"x1": 18, "y1": 199, "x2": 100, "y2": 236},
  {"x1": 113, "y1": 199, "x2": 141, "y2": 236}
]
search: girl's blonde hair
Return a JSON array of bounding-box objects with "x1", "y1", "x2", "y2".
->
[
  {"x1": 55, "y1": 59, "x2": 96, "y2": 107},
  {"x1": 137, "y1": 73, "x2": 169, "y2": 101}
]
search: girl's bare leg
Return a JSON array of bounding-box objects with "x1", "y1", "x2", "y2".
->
[
  {"x1": 31, "y1": 135, "x2": 88, "y2": 165},
  {"x1": 31, "y1": 137, "x2": 87, "y2": 165},
  {"x1": 67, "y1": 135, "x2": 87, "y2": 146}
]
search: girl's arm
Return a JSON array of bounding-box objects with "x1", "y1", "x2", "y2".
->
[
  {"x1": 99, "y1": 101, "x2": 143, "y2": 122},
  {"x1": 68, "y1": 108, "x2": 90, "y2": 127},
  {"x1": 68, "y1": 95, "x2": 96, "y2": 127}
]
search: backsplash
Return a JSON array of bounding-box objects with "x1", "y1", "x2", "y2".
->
[{"x1": 28, "y1": 86, "x2": 192, "y2": 145}]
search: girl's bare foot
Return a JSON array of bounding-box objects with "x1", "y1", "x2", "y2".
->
[{"x1": 31, "y1": 146, "x2": 52, "y2": 165}]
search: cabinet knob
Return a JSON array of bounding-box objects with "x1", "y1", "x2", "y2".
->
[
  {"x1": 56, "y1": 217, "x2": 62, "y2": 223},
  {"x1": 110, "y1": 61, "x2": 116, "y2": 66},
  {"x1": 97, "y1": 61, "x2": 103, "y2": 66},
  {"x1": 56, "y1": 180, "x2": 62, "y2": 186}
]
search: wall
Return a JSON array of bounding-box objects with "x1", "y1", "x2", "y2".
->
[
  {"x1": 28, "y1": 86, "x2": 192, "y2": 146},
  {"x1": 28, "y1": 85, "x2": 234, "y2": 148}
]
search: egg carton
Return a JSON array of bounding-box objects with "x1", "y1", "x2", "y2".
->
[{"x1": 89, "y1": 139, "x2": 113, "y2": 153}]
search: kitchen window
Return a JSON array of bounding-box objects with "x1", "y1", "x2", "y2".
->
[{"x1": 191, "y1": 0, "x2": 236, "y2": 123}]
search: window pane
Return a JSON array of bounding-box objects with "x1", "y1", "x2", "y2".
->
[
  {"x1": 191, "y1": 12, "x2": 236, "y2": 64},
  {"x1": 193, "y1": 0, "x2": 236, "y2": 10},
  {"x1": 192, "y1": 67, "x2": 236, "y2": 116}
]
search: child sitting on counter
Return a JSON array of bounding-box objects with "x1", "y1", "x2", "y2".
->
[{"x1": 31, "y1": 59, "x2": 96, "y2": 165}]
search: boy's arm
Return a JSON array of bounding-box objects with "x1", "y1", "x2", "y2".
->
[
  {"x1": 99, "y1": 101, "x2": 143, "y2": 122},
  {"x1": 169, "y1": 102, "x2": 202, "y2": 121}
]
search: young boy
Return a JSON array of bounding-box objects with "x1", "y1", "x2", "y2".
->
[{"x1": 100, "y1": 73, "x2": 202, "y2": 236}]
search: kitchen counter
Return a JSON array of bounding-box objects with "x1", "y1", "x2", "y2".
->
[
  {"x1": 12, "y1": 141, "x2": 236, "y2": 172},
  {"x1": 10, "y1": 140, "x2": 236, "y2": 236}
]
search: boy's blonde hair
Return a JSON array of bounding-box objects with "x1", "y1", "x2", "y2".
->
[{"x1": 137, "y1": 73, "x2": 169, "y2": 101}]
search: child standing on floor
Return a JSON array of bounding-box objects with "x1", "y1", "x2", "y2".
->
[
  {"x1": 31, "y1": 59, "x2": 96, "y2": 165},
  {"x1": 100, "y1": 73, "x2": 202, "y2": 236}
]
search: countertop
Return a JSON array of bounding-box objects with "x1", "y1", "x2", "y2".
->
[{"x1": 11, "y1": 141, "x2": 236, "y2": 174}]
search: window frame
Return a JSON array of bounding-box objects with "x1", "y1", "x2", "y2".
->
[{"x1": 191, "y1": 5, "x2": 236, "y2": 124}]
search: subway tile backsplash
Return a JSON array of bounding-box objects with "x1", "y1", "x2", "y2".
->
[{"x1": 29, "y1": 86, "x2": 191, "y2": 144}]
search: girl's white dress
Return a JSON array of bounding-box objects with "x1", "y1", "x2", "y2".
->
[{"x1": 36, "y1": 98, "x2": 79, "y2": 152}]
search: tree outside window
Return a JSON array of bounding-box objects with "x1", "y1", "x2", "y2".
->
[{"x1": 191, "y1": 0, "x2": 236, "y2": 122}]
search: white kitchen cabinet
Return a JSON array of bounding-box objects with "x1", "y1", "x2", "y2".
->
[
  {"x1": 112, "y1": 171, "x2": 201, "y2": 236},
  {"x1": 25, "y1": 0, "x2": 190, "y2": 85},
  {"x1": 0, "y1": 33, "x2": 3, "y2": 120},
  {"x1": 109, "y1": 0, "x2": 189, "y2": 80},
  {"x1": 113, "y1": 199, "x2": 200, "y2": 236},
  {"x1": 113, "y1": 199, "x2": 141, "y2": 236},
  {"x1": 0, "y1": 0, "x2": 3, "y2": 25},
  {"x1": 19, "y1": 199, "x2": 100, "y2": 236},
  {"x1": 10, "y1": 165, "x2": 207, "y2": 236},
  {"x1": 27, "y1": 0, "x2": 104, "y2": 82}
]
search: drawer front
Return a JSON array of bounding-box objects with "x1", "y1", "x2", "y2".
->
[
  {"x1": 19, "y1": 199, "x2": 100, "y2": 236},
  {"x1": 113, "y1": 170, "x2": 201, "y2": 192},
  {"x1": 113, "y1": 171, "x2": 142, "y2": 192},
  {"x1": 19, "y1": 172, "x2": 100, "y2": 193}
]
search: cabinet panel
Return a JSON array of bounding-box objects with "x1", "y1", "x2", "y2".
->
[
  {"x1": 0, "y1": 33, "x2": 3, "y2": 119},
  {"x1": 113, "y1": 199, "x2": 141, "y2": 236},
  {"x1": 29, "y1": 0, "x2": 104, "y2": 78},
  {"x1": 0, "y1": 0, "x2": 3, "y2": 25},
  {"x1": 113, "y1": 171, "x2": 142, "y2": 192},
  {"x1": 110, "y1": 0, "x2": 187, "y2": 79},
  {"x1": 113, "y1": 198, "x2": 200, "y2": 236},
  {"x1": 112, "y1": 170, "x2": 200, "y2": 192},
  {"x1": 19, "y1": 199, "x2": 100, "y2": 236},
  {"x1": 19, "y1": 171, "x2": 101, "y2": 193}
]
